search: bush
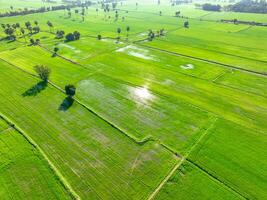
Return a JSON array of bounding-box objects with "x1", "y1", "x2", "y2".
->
[
  {"x1": 65, "y1": 33, "x2": 75, "y2": 41},
  {"x1": 65, "y1": 85, "x2": 76, "y2": 97}
]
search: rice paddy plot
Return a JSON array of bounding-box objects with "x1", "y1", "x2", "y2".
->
[
  {"x1": 0, "y1": 118, "x2": 72, "y2": 199},
  {"x1": 0, "y1": 60, "x2": 177, "y2": 200},
  {"x1": 189, "y1": 118, "x2": 267, "y2": 199},
  {"x1": 154, "y1": 161, "x2": 242, "y2": 200}
]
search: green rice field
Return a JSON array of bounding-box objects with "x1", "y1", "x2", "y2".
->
[{"x1": 0, "y1": 0, "x2": 266, "y2": 199}]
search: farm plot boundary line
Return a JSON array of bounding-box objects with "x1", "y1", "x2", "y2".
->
[
  {"x1": 0, "y1": 126, "x2": 13, "y2": 134},
  {"x1": 97, "y1": 72, "x2": 267, "y2": 136},
  {"x1": 187, "y1": 159, "x2": 249, "y2": 200},
  {"x1": 134, "y1": 43, "x2": 267, "y2": 77},
  {"x1": 117, "y1": 9, "x2": 267, "y2": 26},
  {"x1": 0, "y1": 114, "x2": 80, "y2": 200},
  {"x1": 2, "y1": 45, "x2": 266, "y2": 136},
  {"x1": 147, "y1": 117, "x2": 247, "y2": 200},
  {"x1": 147, "y1": 117, "x2": 217, "y2": 200},
  {"x1": 37, "y1": 35, "x2": 267, "y2": 99}
]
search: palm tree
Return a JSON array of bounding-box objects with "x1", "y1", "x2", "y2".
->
[
  {"x1": 47, "y1": 21, "x2": 53, "y2": 33},
  {"x1": 75, "y1": 9, "x2": 79, "y2": 19},
  {"x1": 20, "y1": 28, "x2": 26, "y2": 42},
  {"x1": 126, "y1": 26, "x2": 130, "y2": 38},
  {"x1": 117, "y1": 27, "x2": 121, "y2": 37},
  {"x1": 1, "y1": 24, "x2": 6, "y2": 30}
]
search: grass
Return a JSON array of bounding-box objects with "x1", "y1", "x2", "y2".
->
[
  {"x1": 0, "y1": 0, "x2": 63, "y2": 12},
  {"x1": 0, "y1": 1, "x2": 267, "y2": 199},
  {"x1": 189, "y1": 118, "x2": 267, "y2": 199},
  {"x1": 0, "y1": 60, "x2": 177, "y2": 199},
  {"x1": 154, "y1": 161, "x2": 241, "y2": 200},
  {"x1": 0, "y1": 118, "x2": 72, "y2": 199}
]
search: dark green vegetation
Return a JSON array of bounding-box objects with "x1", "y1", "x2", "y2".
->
[{"x1": 0, "y1": 0, "x2": 266, "y2": 199}]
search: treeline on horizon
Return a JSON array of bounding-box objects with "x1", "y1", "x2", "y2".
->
[
  {"x1": 198, "y1": 0, "x2": 267, "y2": 13},
  {"x1": 227, "y1": 0, "x2": 267, "y2": 13},
  {"x1": 0, "y1": 0, "x2": 92, "y2": 18}
]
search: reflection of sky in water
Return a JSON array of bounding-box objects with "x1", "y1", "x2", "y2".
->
[{"x1": 130, "y1": 86, "x2": 154, "y2": 105}]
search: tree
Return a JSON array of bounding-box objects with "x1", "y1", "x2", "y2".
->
[
  {"x1": 53, "y1": 47, "x2": 59, "y2": 56},
  {"x1": 30, "y1": 38, "x2": 35, "y2": 45},
  {"x1": 33, "y1": 26, "x2": 40, "y2": 33},
  {"x1": 65, "y1": 85, "x2": 76, "y2": 97},
  {"x1": 175, "y1": 11, "x2": 181, "y2": 17},
  {"x1": 159, "y1": 29, "x2": 165, "y2": 36},
  {"x1": 25, "y1": 21, "x2": 31, "y2": 29},
  {"x1": 117, "y1": 27, "x2": 121, "y2": 38},
  {"x1": 73, "y1": 31, "x2": 80, "y2": 40},
  {"x1": 126, "y1": 26, "x2": 130, "y2": 38},
  {"x1": 34, "y1": 65, "x2": 51, "y2": 82},
  {"x1": 97, "y1": 34, "x2": 102, "y2": 40},
  {"x1": 34, "y1": 21, "x2": 38, "y2": 26},
  {"x1": 202, "y1": 4, "x2": 221, "y2": 12},
  {"x1": 36, "y1": 39, "x2": 40, "y2": 45},
  {"x1": 1, "y1": 24, "x2": 6, "y2": 30},
  {"x1": 148, "y1": 30, "x2": 155, "y2": 41},
  {"x1": 47, "y1": 21, "x2": 53, "y2": 33},
  {"x1": 20, "y1": 28, "x2": 26, "y2": 42},
  {"x1": 28, "y1": 26, "x2": 33, "y2": 34},
  {"x1": 4, "y1": 27, "x2": 15, "y2": 40},
  {"x1": 184, "y1": 21, "x2": 189, "y2": 28},
  {"x1": 65, "y1": 33, "x2": 75, "y2": 41},
  {"x1": 56, "y1": 30, "x2": 65, "y2": 39}
]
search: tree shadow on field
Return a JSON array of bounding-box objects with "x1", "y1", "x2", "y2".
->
[
  {"x1": 22, "y1": 81, "x2": 47, "y2": 97},
  {"x1": 58, "y1": 96, "x2": 74, "y2": 111}
]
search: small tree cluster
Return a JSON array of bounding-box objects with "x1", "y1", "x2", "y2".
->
[
  {"x1": 148, "y1": 30, "x2": 155, "y2": 41},
  {"x1": 56, "y1": 30, "x2": 65, "y2": 39},
  {"x1": 30, "y1": 38, "x2": 40, "y2": 45},
  {"x1": 65, "y1": 31, "x2": 80, "y2": 42}
]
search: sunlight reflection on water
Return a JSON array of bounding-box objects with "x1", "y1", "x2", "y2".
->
[{"x1": 130, "y1": 86, "x2": 154, "y2": 105}]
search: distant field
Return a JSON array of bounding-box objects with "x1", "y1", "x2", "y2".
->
[
  {"x1": 0, "y1": 0, "x2": 63, "y2": 12},
  {"x1": 0, "y1": 0, "x2": 267, "y2": 199}
]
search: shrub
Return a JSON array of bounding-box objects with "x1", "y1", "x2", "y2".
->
[{"x1": 65, "y1": 85, "x2": 76, "y2": 97}]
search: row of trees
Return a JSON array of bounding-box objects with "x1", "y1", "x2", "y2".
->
[
  {"x1": 226, "y1": 0, "x2": 267, "y2": 13},
  {"x1": 0, "y1": 1, "x2": 92, "y2": 18},
  {"x1": 1, "y1": 20, "x2": 53, "y2": 41},
  {"x1": 115, "y1": 26, "x2": 130, "y2": 41},
  {"x1": 202, "y1": 4, "x2": 222, "y2": 11}
]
